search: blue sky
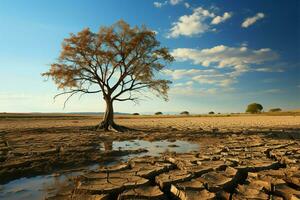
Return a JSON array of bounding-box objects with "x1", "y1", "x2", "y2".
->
[{"x1": 0, "y1": 0, "x2": 299, "y2": 113}]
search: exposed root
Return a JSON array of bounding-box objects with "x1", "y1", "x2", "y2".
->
[{"x1": 96, "y1": 121, "x2": 135, "y2": 132}]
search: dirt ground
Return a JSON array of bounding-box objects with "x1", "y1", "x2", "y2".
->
[
  {"x1": 1, "y1": 114, "x2": 300, "y2": 131},
  {"x1": 0, "y1": 114, "x2": 300, "y2": 199}
]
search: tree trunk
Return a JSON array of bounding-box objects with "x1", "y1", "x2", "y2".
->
[
  {"x1": 97, "y1": 98, "x2": 130, "y2": 132},
  {"x1": 98, "y1": 98, "x2": 115, "y2": 131}
]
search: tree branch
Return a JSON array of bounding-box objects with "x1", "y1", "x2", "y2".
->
[{"x1": 54, "y1": 89, "x2": 101, "y2": 109}]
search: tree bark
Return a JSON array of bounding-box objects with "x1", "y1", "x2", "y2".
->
[
  {"x1": 97, "y1": 98, "x2": 130, "y2": 132},
  {"x1": 98, "y1": 98, "x2": 114, "y2": 131}
]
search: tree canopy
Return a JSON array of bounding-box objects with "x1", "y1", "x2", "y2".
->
[{"x1": 246, "y1": 103, "x2": 263, "y2": 113}]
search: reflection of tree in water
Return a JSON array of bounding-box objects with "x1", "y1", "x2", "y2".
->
[
  {"x1": 104, "y1": 141, "x2": 113, "y2": 151},
  {"x1": 39, "y1": 142, "x2": 118, "y2": 198},
  {"x1": 42, "y1": 173, "x2": 73, "y2": 199}
]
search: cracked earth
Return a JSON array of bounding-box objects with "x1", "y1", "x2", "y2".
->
[{"x1": 0, "y1": 114, "x2": 300, "y2": 199}]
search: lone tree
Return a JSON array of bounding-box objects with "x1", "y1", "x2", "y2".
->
[
  {"x1": 246, "y1": 103, "x2": 263, "y2": 113},
  {"x1": 42, "y1": 20, "x2": 174, "y2": 131}
]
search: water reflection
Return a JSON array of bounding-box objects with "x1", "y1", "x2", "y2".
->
[
  {"x1": 100, "y1": 139, "x2": 199, "y2": 161},
  {"x1": 104, "y1": 141, "x2": 113, "y2": 151},
  {"x1": 0, "y1": 172, "x2": 78, "y2": 200}
]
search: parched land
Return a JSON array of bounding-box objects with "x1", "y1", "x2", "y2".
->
[
  {"x1": 0, "y1": 114, "x2": 300, "y2": 199},
  {"x1": 1, "y1": 113, "x2": 300, "y2": 131}
]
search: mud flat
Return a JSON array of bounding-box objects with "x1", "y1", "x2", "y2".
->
[
  {"x1": 0, "y1": 138, "x2": 200, "y2": 199},
  {"x1": 48, "y1": 134, "x2": 300, "y2": 199},
  {"x1": 0, "y1": 114, "x2": 300, "y2": 199}
]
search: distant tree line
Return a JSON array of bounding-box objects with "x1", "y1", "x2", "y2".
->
[{"x1": 134, "y1": 104, "x2": 283, "y2": 116}]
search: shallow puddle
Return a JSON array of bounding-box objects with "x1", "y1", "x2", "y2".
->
[
  {"x1": 0, "y1": 139, "x2": 199, "y2": 200},
  {"x1": 0, "y1": 172, "x2": 76, "y2": 200},
  {"x1": 101, "y1": 139, "x2": 199, "y2": 164}
]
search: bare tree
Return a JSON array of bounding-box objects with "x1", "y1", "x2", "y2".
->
[{"x1": 42, "y1": 20, "x2": 174, "y2": 131}]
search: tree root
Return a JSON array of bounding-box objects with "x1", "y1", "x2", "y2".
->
[{"x1": 96, "y1": 122, "x2": 135, "y2": 132}]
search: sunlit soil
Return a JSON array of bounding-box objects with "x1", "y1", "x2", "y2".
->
[{"x1": 0, "y1": 114, "x2": 299, "y2": 199}]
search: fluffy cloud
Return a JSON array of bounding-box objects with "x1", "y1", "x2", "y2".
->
[
  {"x1": 242, "y1": 13, "x2": 265, "y2": 28},
  {"x1": 165, "y1": 45, "x2": 281, "y2": 89},
  {"x1": 168, "y1": 7, "x2": 232, "y2": 38},
  {"x1": 171, "y1": 45, "x2": 278, "y2": 69},
  {"x1": 168, "y1": 7, "x2": 214, "y2": 38},
  {"x1": 211, "y1": 12, "x2": 232, "y2": 25}
]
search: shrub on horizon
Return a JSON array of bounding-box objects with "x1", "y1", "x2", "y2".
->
[
  {"x1": 246, "y1": 103, "x2": 263, "y2": 113},
  {"x1": 155, "y1": 112, "x2": 163, "y2": 115},
  {"x1": 208, "y1": 111, "x2": 215, "y2": 114},
  {"x1": 269, "y1": 108, "x2": 282, "y2": 112},
  {"x1": 180, "y1": 111, "x2": 189, "y2": 115},
  {"x1": 132, "y1": 113, "x2": 140, "y2": 115}
]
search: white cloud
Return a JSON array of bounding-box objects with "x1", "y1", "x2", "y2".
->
[
  {"x1": 166, "y1": 45, "x2": 280, "y2": 88},
  {"x1": 167, "y1": 7, "x2": 232, "y2": 38},
  {"x1": 169, "y1": 0, "x2": 183, "y2": 5},
  {"x1": 241, "y1": 42, "x2": 248, "y2": 47},
  {"x1": 153, "y1": 1, "x2": 167, "y2": 8},
  {"x1": 191, "y1": 73, "x2": 237, "y2": 87},
  {"x1": 169, "y1": 85, "x2": 218, "y2": 96},
  {"x1": 154, "y1": 2, "x2": 162, "y2": 8},
  {"x1": 184, "y1": 2, "x2": 190, "y2": 8},
  {"x1": 211, "y1": 12, "x2": 232, "y2": 25},
  {"x1": 174, "y1": 81, "x2": 194, "y2": 87},
  {"x1": 152, "y1": 30, "x2": 159, "y2": 35},
  {"x1": 154, "y1": 0, "x2": 188, "y2": 8},
  {"x1": 164, "y1": 68, "x2": 236, "y2": 88},
  {"x1": 171, "y1": 45, "x2": 278, "y2": 69},
  {"x1": 255, "y1": 67, "x2": 283, "y2": 72},
  {"x1": 167, "y1": 7, "x2": 214, "y2": 38},
  {"x1": 242, "y1": 13, "x2": 265, "y2": 28},
  {"x1": 163, "y1": 69, "x2": 216, "y2": 80}
]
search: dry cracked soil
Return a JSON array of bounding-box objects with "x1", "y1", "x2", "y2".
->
[{"x1": 0, "y1": 114, "x2": 300, "y2": 200}]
